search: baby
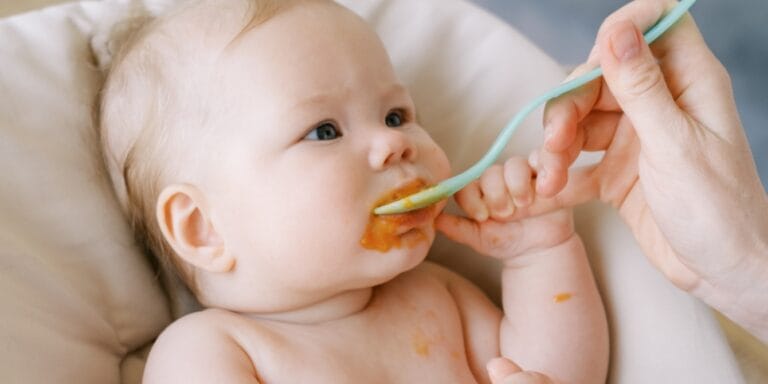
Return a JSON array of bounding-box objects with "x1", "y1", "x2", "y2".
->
[{"x1": 96, "y1": 0, "x2": 608, "y2": 383}]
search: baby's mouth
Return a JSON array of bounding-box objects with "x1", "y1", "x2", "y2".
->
[{"x1": 360, "y1": 179, "x2": 438, "y2": 252}]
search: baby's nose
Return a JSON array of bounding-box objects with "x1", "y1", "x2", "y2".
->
[{"x1": 368, "y1": 129, "x2": 417, "y2": 170}]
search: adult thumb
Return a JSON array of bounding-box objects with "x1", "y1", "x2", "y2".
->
[{"x1": 598, "y1": 20, "x2": 686, "y2": 149}]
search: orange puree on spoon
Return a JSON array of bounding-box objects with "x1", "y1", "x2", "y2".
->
[{"x1": 361, "y1": 180, "x2": 435, "y2": 252}]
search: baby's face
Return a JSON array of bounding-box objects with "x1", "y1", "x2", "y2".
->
[{"x1": 193, "y1": 2, "x2": 451, "y2": 311}]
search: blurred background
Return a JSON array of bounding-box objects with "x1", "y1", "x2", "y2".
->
[{"x1": 469, "y1": 0, "x2": 768, "y2": 186}]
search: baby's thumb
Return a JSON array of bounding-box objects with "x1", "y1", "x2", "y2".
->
[
  {"x1": 598, "y1": 20, "x2": 686, "y2": 151},
  {"x1": 487, "y1": 357, "x2": 523, "y2": 383},
  {"x1": 434, "y1": 213, "x2": 483, "y2": 251}
]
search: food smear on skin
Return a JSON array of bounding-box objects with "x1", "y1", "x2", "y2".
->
[
  {"x1": 413, "y1": 338, "x2": 430, "y2": 356},
  {"x1": 361, "y1": 179, "x2": 434, "y2": 252},
  {"x1": 411, "y1": 328, "x2": 431, "y2": 357},
  {"x1": 553, "y1": 292, "x2": 573, "y2": 303}
]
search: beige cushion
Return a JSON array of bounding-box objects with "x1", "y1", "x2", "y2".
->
[{"x1": 0, "y1": 0, "x2": 745, "y2": 383}]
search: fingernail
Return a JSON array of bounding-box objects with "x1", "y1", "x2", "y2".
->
[
  {"x1": 544, "y1": 127, "x2": 554, "y2": 144},
  {"x1": 497, "y1": 203, "x2": 515, "y2": 219},
  {"x1": 528, "y1": 152, "x2": 539, "y2": 169},
  {"x1": 513, "y1": 195, "x2": 532, "y2": 208},
  {"x1": 486, "y1": 358, "x2": 506, "y2": 381},
  {"x1": 610, "y1": 22, "x2": 640, "y2": 62},
  {"x1": 486, "y1": 357, "x2": 520, "y2": 380},
  {"x1": 536, "y1": 169, "x2": 548, "y2": 191}
]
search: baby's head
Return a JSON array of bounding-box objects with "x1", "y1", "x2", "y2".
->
[{"x1": 98, "y1": 0, "x2": 451, "y2": 314}]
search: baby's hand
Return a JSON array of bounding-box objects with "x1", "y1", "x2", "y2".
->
[
  {"x1": 435, "y1": 157, "x2": 575, "y2": 261},
  {"x1": 454, "y1": 157, "x2": 535, "y2": 222},
  {"x1": 487, "y1": 357, "x2": 556, "y2": 384}
]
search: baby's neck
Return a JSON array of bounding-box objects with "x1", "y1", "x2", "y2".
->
[{"x1": 245, "y1": 288, "x2": 373, "y2": 324}]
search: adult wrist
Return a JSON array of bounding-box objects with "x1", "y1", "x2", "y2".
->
[{"x1": 694, "y1": 220, "x2": 768, "y2": 343}]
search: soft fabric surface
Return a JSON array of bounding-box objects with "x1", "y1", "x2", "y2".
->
[{"x1": 0, "y1": 0, "x2": 746, "y2": 383}]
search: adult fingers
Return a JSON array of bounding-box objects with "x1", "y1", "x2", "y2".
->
[
  {"x1": 540, "y1": 66, "x2": 618, "y2": 197},
  {"x1": 579, "y1": 111, "x2": 623, "y2": 151},
  {"x1": 595, "y1": 0, "x2": 717, "y2": 77},
  {"x1": 598, "y1": 18, "x2": 688, "y2": 155},
  {"x1": 542, "y1": 62, "x2": 602, "y2": 153}
]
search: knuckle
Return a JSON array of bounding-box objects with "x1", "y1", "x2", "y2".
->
[
  {"x1": 481, "y1": 165, "x2": 502, "y2": 184},
  {"x1": 621, "y1": 60, "x2": 666, "y2": 98},
  {"x1": 711, "y1": 59, "x2": 732, "y2": 89}
]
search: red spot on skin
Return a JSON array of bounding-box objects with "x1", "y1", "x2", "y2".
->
[{"x1": 361, "y1": 179, "x2": 436, "y2": 252}]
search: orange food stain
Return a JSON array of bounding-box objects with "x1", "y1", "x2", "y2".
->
[
  {"x1": 361, "y1": 179, "x2": 434, "y2": 252},
  {"x1": 412, "y1": 329, "x2": 431, "y2": 357},
  {"x1": 414, "y1": 340, "x2": 430, "y2": 356},
  {"x1": 554, "y1": 292, "x2": 573, "y2": 303}
]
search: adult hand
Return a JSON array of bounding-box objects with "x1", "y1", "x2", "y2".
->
[
  {"x1": 486, "y1": 357, "x2": 555, "y2": 384},
  {"x1": 529, "y1": 0, "x2": 768, "y2": 339}
]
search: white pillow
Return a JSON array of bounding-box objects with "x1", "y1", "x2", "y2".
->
[{"x1": 0, "y1": 0, "x2": 745, "y2": 383}]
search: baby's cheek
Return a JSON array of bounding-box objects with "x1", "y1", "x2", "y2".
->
[{"x1": 427, "y1": 144, "x2": 452, "y2": 180}]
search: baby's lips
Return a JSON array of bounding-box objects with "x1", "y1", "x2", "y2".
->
[
  {"x1": 361, "y1": 178, "x2": 438, "y2": 252},
  {"x1": 383, "y1": 178, "x2": 430, "y2": 205},
  {"x1": 390, "y1": 205, "x2": 439, "y2": 234},
  {"x1": 370, "y1": 178, "x2": 438, "y2": 230}
]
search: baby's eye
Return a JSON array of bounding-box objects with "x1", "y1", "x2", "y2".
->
[
  {"x1": 385, "y1": 110, "x2": 405, "y2": 128},
  {"x1": 305, "y1": 122, "x2": 342, "y2": 141}
]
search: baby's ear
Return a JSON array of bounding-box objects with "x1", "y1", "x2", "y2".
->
[{"x1": 156, "y1": 184, "x2": 234, "y2": 273}]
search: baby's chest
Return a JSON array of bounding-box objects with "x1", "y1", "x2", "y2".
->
[{"x1": 249, "y1": 275, "x2": 482, "y2": 383}]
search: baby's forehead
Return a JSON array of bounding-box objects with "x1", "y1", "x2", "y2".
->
[{"x1": 143, "y1": 1, "x2": 363, "y2": 82}]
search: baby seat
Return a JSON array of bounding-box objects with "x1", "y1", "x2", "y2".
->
[{"x1": 0, "y1": 0, "x2": 747, "y2": 382}]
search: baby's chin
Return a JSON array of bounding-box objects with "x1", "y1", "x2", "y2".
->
[{"x1": 359, "y1": 225, "x2": 435, "y2": 281}]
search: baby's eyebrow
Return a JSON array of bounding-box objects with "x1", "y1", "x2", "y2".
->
[
  {"x1": 290, "y1": 83, "x2": 411, "y2": 110},
  {"x1": 381, "y1": 83, "x2": 410, "y2": 102},
  {"x1": 290, "y1": 91, "x2": 337, "y2": 109}
]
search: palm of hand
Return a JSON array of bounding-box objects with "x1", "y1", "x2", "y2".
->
[{"x1": 587, "y1": 112, "x2": 701, "y2": 289}]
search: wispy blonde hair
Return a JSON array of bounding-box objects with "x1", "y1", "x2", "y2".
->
[{"x1": 94, "y1": 0, "x2": 319, "y2": 296}]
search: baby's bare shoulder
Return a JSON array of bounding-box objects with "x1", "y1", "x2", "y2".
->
[{"x1": 143, "y1": 309, "x2": 263, "y2": 383}]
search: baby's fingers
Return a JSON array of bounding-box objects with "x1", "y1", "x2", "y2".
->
[
  {"x1": 487, "y1": 357, "x2": 553, "y2": 384},
  {"x1": 497, "y1": 372, "x2": 553, "y2": 384},
  {"x1": 487, "y1": 357, "x2": 522, "y2": 383},
  {"x1": 454, "y1": 181, "x2": 489, "y2": 222},
  {"x1": 481, "y1": 165, "x2": 516, "y2": 220},
  {"x1": 435, "y1": 213, "x2": 523, "y2": 259},
  {"x1": 503, "y1": 157, "x2": 533, "y2": 207}
]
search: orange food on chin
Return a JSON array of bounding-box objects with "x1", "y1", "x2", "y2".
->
[{"x1": 360, "y1": 179, "x2": 434, "y2": 252}]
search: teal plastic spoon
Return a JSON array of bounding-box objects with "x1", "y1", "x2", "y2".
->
[{"x1": 374, "y1": 0, "x2": 697, "y2": 215}]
